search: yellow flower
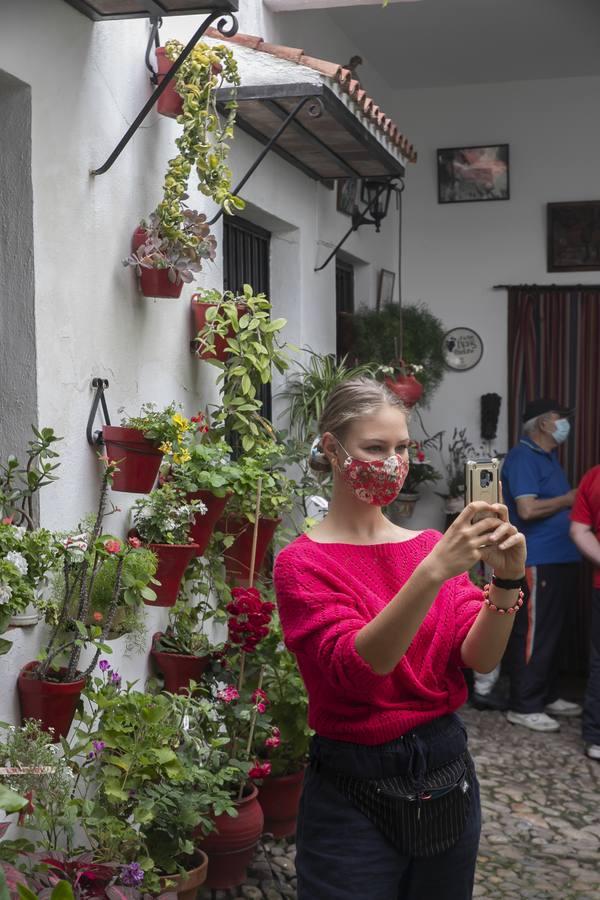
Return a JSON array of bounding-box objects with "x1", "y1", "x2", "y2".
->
[
  {"x1": 173, "y1": 449, "x2": 191, "y2": 465},
  {"x1": 159, "y1": 441, "x2": 173, "y2": 455},
  {"x1": 172, "y1": 413, "x2": 191, "y2": 433}
]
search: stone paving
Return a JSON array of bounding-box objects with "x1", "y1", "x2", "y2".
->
[{"x1": 199, "y1": 702, "x2": 600, "y2": 900}]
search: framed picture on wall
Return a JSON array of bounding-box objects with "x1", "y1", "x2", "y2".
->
[
  {"x1": 337, "y1": 178, "x2": 360, "y2": 217},
  {"x1": 547, "y1": 201, "x2": 600, "y2": 271},
  {"x1": 377, "y1": 269, "x2": 396, "y2": 309},
  {"x1": 437, "y1": 144, "x2": 509, "y2": 204}
]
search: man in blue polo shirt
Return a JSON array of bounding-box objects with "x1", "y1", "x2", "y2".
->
[{"x1": 502, "y1": 399, "x2": 580, "y2": 732}]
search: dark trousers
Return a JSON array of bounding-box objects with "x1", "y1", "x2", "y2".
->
[
  {"x1": 582, "y1": 588, "x2": 600, "y2": 745},
  {"x1": 506, "y1": 563, "x2": 578, "y2": 714},
  {"x1": 295, "y1": 716, "x2": 481, "y2": 900}
]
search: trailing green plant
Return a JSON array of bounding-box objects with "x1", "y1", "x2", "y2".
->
[
  {"x1": 194, "y1": 286, "x2": 290, "y2": 450},
  {"x1": 131, "y1": 483, "x2": 205, "y2": 545},
  {"x1": 225, "y1": 441, "x2": 295, "y2": 523},
  {"x1": 350, "y1": 302, "x2": 446, "y2": 406},
  {"x1": 167, "y1": 427, "x2": 242, "y2": 498},
  {"x1": 0, "y1": 426, "x2": 61, "y2": 529}
]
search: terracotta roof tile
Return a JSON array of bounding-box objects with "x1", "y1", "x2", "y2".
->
[{"x1": 206, "y1": 27, "x2": 416, "y2": 163}]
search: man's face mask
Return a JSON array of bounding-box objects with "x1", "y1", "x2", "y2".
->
[{"x1": 552, "y1": 418, "x2": 570, "y2": 444}]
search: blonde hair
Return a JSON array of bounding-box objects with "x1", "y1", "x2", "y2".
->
[{"x1": 309, "y1": 377, "x2": 408, "y2": 473}]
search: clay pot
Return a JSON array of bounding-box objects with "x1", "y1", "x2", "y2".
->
[
  {"x1": 159, "y1": 851, "x2": 208, "y2": 899},
  {"x1": 187, "y1": 490, "x2": 232, "y2": 557},
  {"x1": 191, "y1": 298, "x2": 247, "y2": 361},
  {"x1": 151, "y1": 632, "x2": 210, "y2": 694},
  {"x1": 146, "y1": 543, "x2": 199, "y2": 607},
  {"x1": 155, "y1": 46, "x2": 184, "y2": 118},
  {"x1": 218, "y1": 516, "x2": 281, "y2": 583},
  {"x1": 17, "y1": 662, "x2": 85, "y2": 742},
  {"x1": 102, "y1": 425, "x2": 163, "y2": 494},
  {"x1": 384, "y1": 362, "x2": 424, "y2": 408},
  {"x1": 131, "y1": 227, "x2": 183, "y2": 299},
  {"x1": 197, "y1": 785, "x2": 264, "y2": 890},
  {"x1": 258, "y1": 769, "x2": 305, "y2": 838}
]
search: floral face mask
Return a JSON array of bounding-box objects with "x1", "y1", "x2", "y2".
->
[{"x1": 333, "y1": 438, "x2": 410, "y2": 506}]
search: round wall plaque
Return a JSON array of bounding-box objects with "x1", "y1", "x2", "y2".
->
[{"x1": 443, "y1": 327, "x2": 483, "y2": 371}]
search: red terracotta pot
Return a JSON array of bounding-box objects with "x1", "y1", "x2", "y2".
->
[
  {"x1": 103, "y1": 426, "x2": 163, "y2": 494},
  {"x1": 155, "y1": 46, "x2": 184, "y2": 118},
  {"x1": 159, "y1": 851, "x2": 208, "y2": 899},
  {"x1": 151, "y1": 632, "x2": 210, "y2": 694},
  {"x1": 187, "y1": 490, "x2": 232, "y2": 556},
  {"x1": 146, "y1": 543, "x2": 199, "y2": 607},
  {"x1": 258, "y1": 768, "x2": 305, "y2": 838},
  {"x1": 131, "y1": 227, "x2": 183, "y2": 299},
  {"x1": 191, "y1": 298, "x2": 246, "y2": 361},
  {"x1": 197, "y1": 785, "x2": 264, "y2": 890},
  {"x1": 218, "y1": 516, "x2": 281, "y2": 583},
  {"x1": 384, "y1": 373, "x2": 424, "y2": 408},
  {"x1": 17, "y1": 662, "x2": 85, "y2": 742}
]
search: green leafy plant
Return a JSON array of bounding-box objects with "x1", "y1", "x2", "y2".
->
[
  {"x1": 194, "y1": 286, "x2": 290, "y2": 451},
  {"x1": 400, "y1": 440, "x2": 442, "y2": 495},
  {"x1": 120, "y1": 403, "x2": 196, "y2": 456},
  {"x1": 0, "y1": 427, "x2": 61, "y2": 529},
  {"x1": 225, "y1": 441, "x2": 295, "y2": 523},
  {"x1": 85, "y1": 547, "x2": 158, "y2": 637},
  {"x1": 153, "y1": 602, "x2": 213, "y2": 658},
  {"x1": 350, "y1": 302, "x2": 446, "y2": 406},
  {"x1": 132, "y1": 483, "x2": 205, "y2": 545},
  {"x1": 167, "y1": 428, "x2": 242, "y2": 497}
]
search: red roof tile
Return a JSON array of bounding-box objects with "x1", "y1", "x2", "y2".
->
[{"x1": 206, "y1": 28, "x2": 417, "y2": 163}]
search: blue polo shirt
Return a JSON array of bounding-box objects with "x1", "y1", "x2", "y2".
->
[{"x1": 502, "y1": 438, "x2": 580, "y2": 566}]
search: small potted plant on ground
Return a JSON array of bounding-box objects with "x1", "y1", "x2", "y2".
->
[
  {"x1": 386, "y1": 440, "x2": 441, "y2": 521},
  {"x1": 131, "y1": 483, "x2": 203, "y2": 606},
  {"x1": 151, "y1": 602, "x2": 216, "y2": 694}
]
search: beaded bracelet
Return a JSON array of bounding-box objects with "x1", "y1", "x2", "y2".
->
[{"x1": 482, "y1": 583, "x2": 525, "y2": 615}]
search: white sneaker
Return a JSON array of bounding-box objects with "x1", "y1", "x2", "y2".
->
[
  {"x1": 545, "y1": 698, "x2": 582, "y2": 717},
  {"x1": 585, "y1": 744, "x2": 600, "y2": 760},
  {"x1": 506, "y1": 710, "x2": 560, "y2": 732}
]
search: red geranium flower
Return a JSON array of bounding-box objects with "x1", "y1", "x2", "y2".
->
[
  {"x1": 127, "y1": 536, "x2": 142, "y2": 549},
  {"x1": 104, "y1": 539, "x2": 122, "y2": 554}
]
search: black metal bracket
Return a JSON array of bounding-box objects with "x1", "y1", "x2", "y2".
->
[
  {"x1": 90, "y1": 10, "x2": 239, "y2": 175},
  {"x1": 145, "y1": 16, "x2": 163, "y2": 85},
  {"x1": 207, "y1": 94, "x2": 325, "y2": 226},
  {"x1": 86, "y1": 378, "x2": 111, "y2": 447},
  {"x1": 314, "y1": 177, "x2": 405, "y2": 272}
]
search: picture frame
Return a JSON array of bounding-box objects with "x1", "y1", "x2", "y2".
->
[
  {"x1": 437, "y1": 144, "x2": 509, "y2": 204},
  {"x1": 547, "y1": 201, "x2": 600, "y2": 271},
  {"x1": 377, "y1": 269, "x2": 396, "y2": 309},
  {"x1": 443, "y1": 327, "x2": 484, "y2": 371},
  {"x1": 337, "y1": 178, "x2": 360, "y2": 217}
]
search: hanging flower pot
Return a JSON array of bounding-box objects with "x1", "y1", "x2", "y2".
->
[
  {"x1": 218, "y1": 516, "x2": 281, "y2": 583},
  {"x1": 159, "y1": 851, "x2": 208, "y2": 900},
  {"x1": 191, "y1": 296, "x2": 246, "y2": 361},
  {"x1": 155, "y1": 46, "x2": 184, "y2": 118},
  {"x1": 197, "y1": 785, "x2": 264, "y2": 890},
  {"x1": 258, "y1": 769, "x2": 305, "y2": 839},
  {"x1": 17, "y1": 662, "x2": 85, "y2": 742},
  {"x1": 131, "y1": 227, "x2": 184, "y2": 299},
  {"x1": 384, "y1": 360, "x2": 424, "y2": 409},
  {"x1": 151, "y1": 632, "x2": 210, "y2": 694},
  {"x1": 146, "y1": 543, "x2": 199, "y2": 607},
  {"x1": 102, "y1": 426, "x2": 163, "y2": 494},
  {"x1": 187, "y1": 490, "x2": 232, "y2": 557}
]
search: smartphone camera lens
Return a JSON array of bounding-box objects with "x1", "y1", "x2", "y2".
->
[{"x1": 479, "y1": 470, "x2": 492, "y2": 488}]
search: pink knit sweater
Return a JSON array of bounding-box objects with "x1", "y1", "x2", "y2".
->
[{"x1": 273, "y1": 530, "x2": 482, "y2": 745}]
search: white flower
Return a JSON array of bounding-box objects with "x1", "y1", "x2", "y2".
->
[
  {"x1": 6, "y1": 551, "x2": 28, "y2": 576},
  {"x1": 136, "y1": 507, "x2": 152, "y2": 520},
  {"x1": 164, "y1": 519, "x2": 177, "y2": 532},
  {"x1": 0, "y1": 584, "x2": 13, "y2": 605},
  {"x1": 11, "y1": 526, "x2": 26, "y2": 542}
]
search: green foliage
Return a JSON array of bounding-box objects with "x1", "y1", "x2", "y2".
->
[
  {"x1": 439, "y1": 427, "x2": 478, "y2": 499},
  {"x1": 120, "y1": 403, "x2": 194, "y2": 449},
  {"x1": 0, "y1": 426, "x2": 61, "y2": 529},
  {"x1": 168, "y1": 433, "x2": 242, "y2": 497},
  {"x1": 86, "y1": 548, "x2": 158, "y2": 635},
  {"x1": 225, "y1": 441, "x2": 295, "y2": 523},
  {"x1": 153, "y1": 601, "x2": 213, "y2": 657},
  {"x1": 0, "y1": 524, "x2": 60, "y2": 642},
  {"x1": 132, "y1": 483, "x2": 204, "y2": 545},
  {"x1": 350, "y1": 302, "x2": 446, "y2": 406}
]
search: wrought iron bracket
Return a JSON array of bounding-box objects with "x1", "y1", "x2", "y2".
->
[
  {"x1": 86, "y1": 378, "x2": 111, "y2": 447},
  {"x1": 145, "y1": 16, "x2": 163, "y2": 85},
  {"x1": 90, "y1": 10, "x2": 239, "y2": 175},
  {"x1": 314, "y1": 177, "x2": 405, "y2": 272},
  {"x1": 207, "y1": 94, "x2": 325, "y2": 226}
]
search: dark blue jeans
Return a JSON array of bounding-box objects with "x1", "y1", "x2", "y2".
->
[{"x1": 295, "y1": 715, "x2": 481, "y2": 900}]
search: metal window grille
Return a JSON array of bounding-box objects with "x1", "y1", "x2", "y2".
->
[{"x1": 335, "y1": 258, "x2": 355, "y2": 361}]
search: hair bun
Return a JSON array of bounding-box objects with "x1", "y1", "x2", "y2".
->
[{"x1": 309, "y1": 436, "x2": 331, "y2": 473}]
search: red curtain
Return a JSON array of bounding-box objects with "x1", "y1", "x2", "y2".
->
[{"x1": 507, "y1": 288, "x2": 600, "y2": 673}]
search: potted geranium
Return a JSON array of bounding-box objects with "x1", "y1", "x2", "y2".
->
[
  {"x1": 386, "y1": 440, "x2": 441, "y2": 521},
  {"x1": 131, "y1": 483, "x2": 203, "y2": 606}
]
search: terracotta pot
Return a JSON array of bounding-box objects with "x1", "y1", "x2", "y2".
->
[
  {"x1": 103, "y1": 425, "x2": 163, "y2": 494},
  {"x1": 151, "y1": 632, "x2": 210, "y2": 694},
  {"x1": 146, "y1": 543, "x2": 199, "y2": 607},
  {"x1": 155, "y1": 46, "x2": 184, "y2": 118},
  {"x1": 131, "y1": 227, "x2": 183, "y2": 299},
  {"x1": 258, "y1": 769, "x2": 305, "y2": 839},
  {"x1": 159, "y1": 851, "x2": 208, "y2": 899},
  {"x1": 384, "y1": 370, "x2": 424, "y2": 408},
  {"x1": 387, "y1": 492, "x2": 420, "y2": 522},
  {"x1": 17, "y1": 662, "x2": 85, "y2": 742},
  {"x1": 187, "y1": 490, "x2": 232, "y2": 556},
  {"x1": 191, "y1": 298, "x2": 246, "y2": 361},
  {"x1": 218, "y1": 516, "x2": 281, "y2": 583},
  {"x1": 197, "y1": 785, "x2": 264, "y2": 890}
]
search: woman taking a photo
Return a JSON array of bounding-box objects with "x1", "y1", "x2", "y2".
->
[{"x1": 273, "y1": 378, "x2": 526, "y2": 900}]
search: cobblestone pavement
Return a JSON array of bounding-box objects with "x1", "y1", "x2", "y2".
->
[{"x1": 199, "y1": 703, "x2": 600, "y2": 900}]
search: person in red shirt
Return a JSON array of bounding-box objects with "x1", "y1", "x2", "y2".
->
[
  {"x1": 570, "y1": 465, "x2": 600, "y2": 760},
  {"x1": 274, "y1": 377, "x2": 526, "y2": 900}
]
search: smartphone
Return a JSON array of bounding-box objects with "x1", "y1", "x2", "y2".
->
[{"x1": 465, "y1": 459, "x2": 500, "y2": 523}]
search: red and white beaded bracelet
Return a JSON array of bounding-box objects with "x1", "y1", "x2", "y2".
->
[{"x1": 482, "y1": 583, "x2": 525, "y2": 615}]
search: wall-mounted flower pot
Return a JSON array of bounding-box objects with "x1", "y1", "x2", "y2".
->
[
  {"x1": 155, "y1": 47, "x2": 183, "y2": 119},
  {"x1": 132, "y1": 227, "x2": 183, "y2": 299},
  {"x1": 187, "y1": 490, "x2": 232, "y2": 557},
  {"x1": 197, "y1": 785, "x2": 263, "y2": 890},
  {"x1": 217, "y1": 516, "x2": 281, "y2": 583},
  {"x1": 258, "y1": 768, "x2": 305, "y2": 839},
  {"x1": 384, "y1": 371, "x2": 424, "y2": 408},
  {"x1": 9, "y1": 604, "x2": 39, "y2": 627},
  {"x1": 159, "y1": 851, "x2": 208, "y2": 900},
  {"x1": 146, "y1": 543, "x2": 199, "y2": 607},
  {"x1": 191, "y1": 297, "x2": 246, "y2": 361},
  {"x1": 151, "y1": 632, "x2": 210, "y2": 694},
  {"x1": 17, "y1": 662, "x2": 85, "y2": 742},
  {"x1": 102, "y1": 426, "x2": 163, "y2": 494}
]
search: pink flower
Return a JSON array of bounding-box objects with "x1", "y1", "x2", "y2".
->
[
  {"x1": 249, "y1": 760, "x2": 272, "y2": 780},
  {"x1": 1, "y1": 517, "x2": 13, "y2": 525},
  {"x1": 416, "y1": 450, "x2": 426, "y2": 462},
  {"x1": 93, "y1": 612, "x2": 103, "y2": 622},
  {"x1": 128, "y1": 536, "x2": 142, "y2": 549},
  {"x1": 265, "y1": 729, "x2": 281, "y2": 749},
  {"x1": 217, "y1": 686, "x2": 239, "y2": 703},
  {"x1": 104, "y1": 539, "x2": 122, "y2": 554}
]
